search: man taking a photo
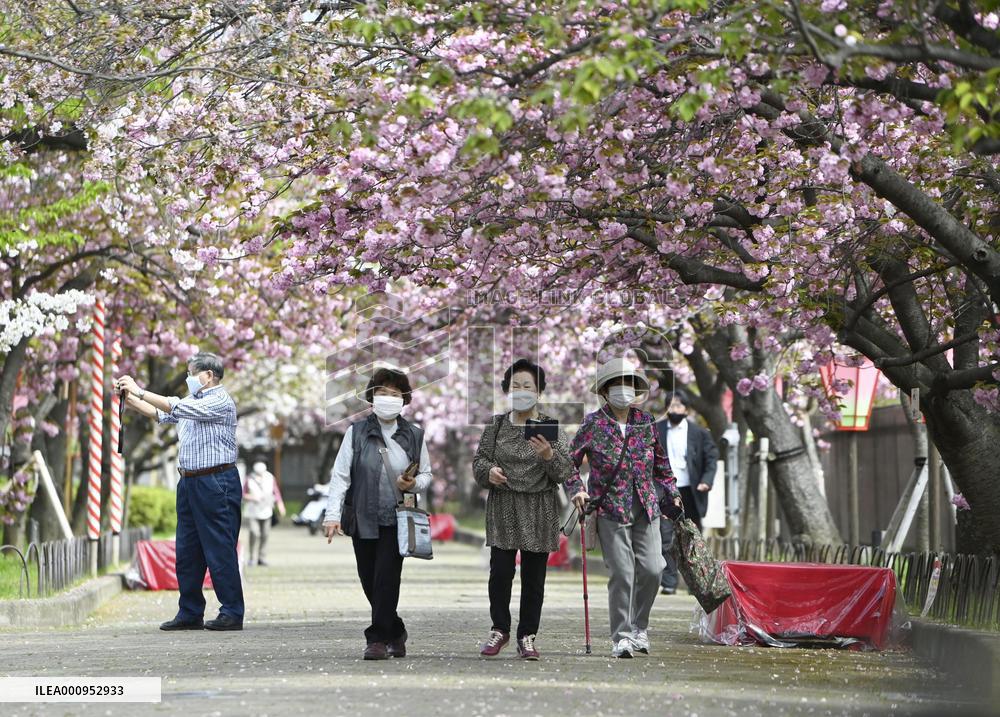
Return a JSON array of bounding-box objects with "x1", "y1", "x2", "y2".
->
[{"x1": 117, "y1": 351, "x2": 243, "y2": 631}]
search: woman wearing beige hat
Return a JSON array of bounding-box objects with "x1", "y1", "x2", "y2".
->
[{"x1": 565, "y1": 358, "x2": 682, "y2": 658}]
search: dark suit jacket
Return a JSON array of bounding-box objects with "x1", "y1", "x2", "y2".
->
[{"x1": 655, "y1": 419, "x2": 720, "y2": 518}]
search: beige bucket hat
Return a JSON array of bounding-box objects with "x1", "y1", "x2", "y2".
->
[{"x1": 589, "y1": 357, "x2": 651, "y2": 394}]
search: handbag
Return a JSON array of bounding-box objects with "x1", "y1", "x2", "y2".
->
[
  {"x1": 395, "y1": 495, "x2": 433, "y2": 560},
  {"x1": 666, "y1": 503, "x2": 731, "y2": 613},
  {"x1": 376, "y1": 436, "x2": 433, "y2": 560}
]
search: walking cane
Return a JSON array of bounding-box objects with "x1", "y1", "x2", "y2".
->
[
  {"x1": 562, "y1": 504, "x2": 594, "y2": 655},
  {"x1": 579, "y1": 505, "x2": 593, "y2": 655}
]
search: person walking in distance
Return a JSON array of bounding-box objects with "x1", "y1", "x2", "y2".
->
[{"x1": 242, "y1": 460, "x2": 286, "y2": 567}]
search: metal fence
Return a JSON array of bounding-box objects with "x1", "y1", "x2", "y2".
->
[
  {"x1": 709, "y1": 537, "x2": 1000, "y2": 630},
  {"x1": 1, "y1": 526, "x2": 152, "y2": 599}
]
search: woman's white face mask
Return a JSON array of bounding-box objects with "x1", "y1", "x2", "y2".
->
[
  {"x1": 372, "y1": 395, "x2": 404, "y2": 421},
  {"x1": 509, "y1": 390, "x2": 538, "y2": 412},
  {"x1": 606, "y1": 385, "x2": 636, "y2": 410}
]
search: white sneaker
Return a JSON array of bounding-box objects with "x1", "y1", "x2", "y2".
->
[
  {"x1": 630, "y1": 629, "x2": 650, "y2": 655},
  {"x1": 611, "y1": 638, "x2": 633, "y2": 658}
]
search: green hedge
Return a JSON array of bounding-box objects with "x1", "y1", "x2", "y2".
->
[{"x1": 128, "y1": 485, "x2": 177, "y2": 534}]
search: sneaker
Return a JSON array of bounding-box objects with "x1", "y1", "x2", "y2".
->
[
  {"x1": 517, "y1": 634, "x2": 540, "y2": 660},
  {"x1": 611, "y1": 638, "x2": 633, "y2": 658},
  {"x1": 660, "y1": 587, "x2": 676, "y2": 595},
  {"x1": 630, "y1": 629, "x2": 650, "y2": 655},
  {"x1": 480, "y1": 629, "x2": 510, "y2": 657}
]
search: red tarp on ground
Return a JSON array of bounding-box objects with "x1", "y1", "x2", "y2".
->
[
  {"x1": 429, "y1": 513, "x2": 456, "y2": 541},
  {"x1": 693, "y1": 561, "x2": 908, "y2": 650},
  {"x1": 126, "y1": 540, "x2": 213, "y2": 591}
]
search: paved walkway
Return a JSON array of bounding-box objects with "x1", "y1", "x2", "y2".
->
[{"x1": 0, "y1": 526, "x2": 986, "y2": 716}]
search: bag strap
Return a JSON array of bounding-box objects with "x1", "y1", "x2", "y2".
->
[
  {"x1": 373, "y1": 433, "x2": 411, "y2": 501},
  {"x1": 489, "y1": 414, "x2": 504, "y2": 466}
]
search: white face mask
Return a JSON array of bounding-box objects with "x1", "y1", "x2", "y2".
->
[
  {"x1": 510, "y1": 390, "x2": 538, "y2": 412},
  {"x1": 372, "y1": 395, "x2": 404, "y2": 421},
  {"x1": 186, "y1": 374, "x2": 205, "y2": 396},
  {"x1": 606, "y1": 385, "x2": 636, "y2": 410}
]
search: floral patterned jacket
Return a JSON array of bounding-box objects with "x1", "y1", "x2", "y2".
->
[{"x1": 565, "y1": 404, "x2": 679, "y2": 524}]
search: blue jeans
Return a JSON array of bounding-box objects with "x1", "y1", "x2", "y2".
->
[{"x1": 176, "y1": 467, "x2": 244, "y2": 621}]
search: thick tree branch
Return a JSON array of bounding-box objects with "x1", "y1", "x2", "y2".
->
[
  {"x1": 934, "y1": 2, "x2": 1000, "y2": 56},
  {"x1": 875, "y1": 331, "x2": 980, "y2": 368},
  {"x1": 932, "y1": 363, "x2": 1000, "y2": 393},
  {"x1": 2, "y1": 127, "x2": 88, "y2": 152},
  {"x1": 627, "y1": 227, "x2": 766, "y2": 290},
  {"x1": 750, "y1": 92, "x2": 1000, "y2": 302},
  {"x1": 843, "y1": 260, "x2": 958, "y2": 334}
]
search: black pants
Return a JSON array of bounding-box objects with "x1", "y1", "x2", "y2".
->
[
  {"x1": 489, "y1": 547, "x2": 548, "y2": 639},
  {"x1": 660, "y1": 486, "x2": 702, "y2": 590},
  {"x1": 352, "y1": 525, "x2": 406, "y2": 645}
]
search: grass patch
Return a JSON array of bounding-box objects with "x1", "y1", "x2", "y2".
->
[
  {"x1": 0, "y1": 554, "x2": 31, "y2": 599},
  {"x1": 0, "y1": 554, "x2": 132, "y2": 601}
]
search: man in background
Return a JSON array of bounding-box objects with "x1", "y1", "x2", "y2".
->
[{"x1": 655, "y1": 389, "x2": 719, "y2": 595}]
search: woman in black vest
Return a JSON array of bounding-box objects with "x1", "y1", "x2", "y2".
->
[{"x1": 323, "y1": 368, "x2": 433, "y2": 660}]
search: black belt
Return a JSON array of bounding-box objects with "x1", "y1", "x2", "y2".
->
[{"x1": 179, "y1": 463, "x2": 236, "y2": 478}]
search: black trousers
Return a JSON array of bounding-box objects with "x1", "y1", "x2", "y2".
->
[
  {"x1": 661, "y1": 486, "x2": 702, "y2": 590},
  {"x1": 352, "y1": 525, "x2": 406, "y2": 644},
  {"x1": 489, "y1": 547, "x2": 549, "y2": 639}
]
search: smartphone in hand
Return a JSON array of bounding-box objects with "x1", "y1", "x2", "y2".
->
[{"x1": 524, "y1": 418, "x2": 559, "y2": 442}]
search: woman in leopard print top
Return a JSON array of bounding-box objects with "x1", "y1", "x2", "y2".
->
[{"x1": 472, "y1": 359, "x2": 572, "y2": 660}]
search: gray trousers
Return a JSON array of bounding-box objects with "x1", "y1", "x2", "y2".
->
[
  {"x1": 597, "y1": 508, "x2": 666, "y2": 643},
  {"x1": 246, "y1": 517, "x2": 271, "y2": 564}
]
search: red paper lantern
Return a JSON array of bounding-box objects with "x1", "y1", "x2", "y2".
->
[{"x1": 819, "y1": 359, "x2": 881, "y2": 431}]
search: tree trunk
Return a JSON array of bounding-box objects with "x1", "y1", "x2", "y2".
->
[
  {"x1": 70, "y1": 411, "x2": 90, "y2": 535},
  {"x1": 448, "y1": 427, "x2": 479, "y2": 516},
  {"x1": 315, "y1": 431, "x2": 342, "y2": 486},
  {"x1": 28, "y1": 397, "x2": 71, "y2": 541},
  {"x1": 924, "y1": 392, "x2": 1000, "y2": 555},
  {"x1": 741, "y1": 388, "x2": 842, "y2": 544},
  {"x1": 0, "y1": 339, "x2": 30, "y2": 447},
  {"x1": 699, "y1": 322, "x2": 842, "y2": 544}
]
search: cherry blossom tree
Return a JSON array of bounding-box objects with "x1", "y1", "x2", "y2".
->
[{"x1": 3, "y1": 1, "x2": 999, "y2": 551}]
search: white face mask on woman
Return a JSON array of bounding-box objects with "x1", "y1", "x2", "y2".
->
[
  {"x1": 606, "y1": 385, "x2": 636, "y2": 410},
  {"x1": 510, "y1": 390, "x2": 538, "y2": 412},
  {"x1": 372, "y1": 395, "x2": 404, "y2": 421}
]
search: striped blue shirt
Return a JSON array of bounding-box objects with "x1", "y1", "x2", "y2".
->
[{"x1": 157, "y1": 385, "x2": 238, "y2": 472}]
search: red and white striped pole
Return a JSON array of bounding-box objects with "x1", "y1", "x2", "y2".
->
[
  {"x1": 109, "y1": 332, "x2": 124, "y2": 564},
  {"x1": 87, "y1": 299, "x2": 105, "y2": 576}
]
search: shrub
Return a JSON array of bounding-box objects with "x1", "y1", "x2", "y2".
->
[{"x1": 128, "y1": 485, "x2": 177, "y2": 534}]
